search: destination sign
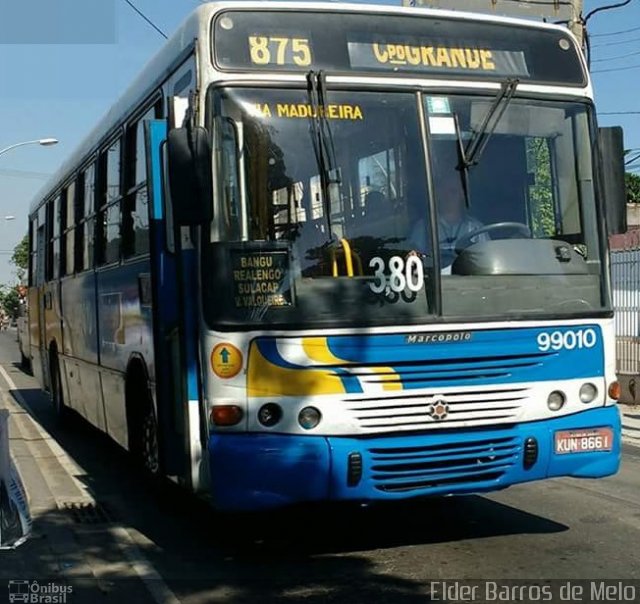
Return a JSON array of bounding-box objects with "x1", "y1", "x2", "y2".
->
[
  {"x1": 251, "y1": 102, "x2": 364, "y2": 120},
  {"x1": 213, "y1": 10, "x2": 585, "y2": 86},
  {"x1": 230, "y1": 249, "x2": 293, "y2": 309},
  {"x1": 348, "y1": 43, "x2": 529, "y2": 76}
]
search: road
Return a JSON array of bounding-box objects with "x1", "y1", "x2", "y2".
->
[{"x1": 1, "y1": 328, "x2": 639, "y2": 604}]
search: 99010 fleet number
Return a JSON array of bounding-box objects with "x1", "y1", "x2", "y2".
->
[{"x1": 537, "y1": 328, "x2": 597, "y2": 352}]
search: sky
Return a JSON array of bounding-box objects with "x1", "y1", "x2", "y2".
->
[{"x1": 0, "y1": 0, "x2": 638, "y2": 284}]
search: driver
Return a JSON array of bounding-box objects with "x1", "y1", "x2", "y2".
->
[
  {"x1": 437, "y1": 175, "x2": 487, "y2": 269},
  {"x1": 408, "y1": 159, "x2": 487, "y2": 272}
]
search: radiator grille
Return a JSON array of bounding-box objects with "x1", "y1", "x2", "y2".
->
[
  {"x1": 367, "y1": 435, "x2": 520, "y2": 493},
  {"x1": 347, "y1": 386, "x2": 529, "y2": 432}
]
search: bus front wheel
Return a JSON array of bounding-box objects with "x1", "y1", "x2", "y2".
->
[
  {"x1": 127, "y1": 375, "x2": 161, "y2": 478},
  {"x1": 139, "y1": 405, "x2": 160, "y2": 476}
]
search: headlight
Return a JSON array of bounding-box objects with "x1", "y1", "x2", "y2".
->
[
  {"x1": 298, "y1": 406, "x2": 321, "y2": 430},
  {"x1": 547, "y1": 391, "x2": 566, "y2": 411},
  {"x1": 579, "y1": 383, "x2": 598, "y2": 404},
  {"x1": 258, "y1": 403, "x2": 282, "y2": 427}
]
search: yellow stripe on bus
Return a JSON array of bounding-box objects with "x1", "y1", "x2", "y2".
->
[{"x1": 247, "y1": 341, "x2": 345, "y2": 397}]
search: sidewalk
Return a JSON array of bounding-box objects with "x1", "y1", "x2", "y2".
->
[
  {"x1": 619, "y1": 403, "x2": 640, "y2": 447},
  {"x1": 0, "y1": 371, "x2": 175, "y2": 604}
]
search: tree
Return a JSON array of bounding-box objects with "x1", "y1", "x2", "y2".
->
[
  {"x1": 626, "y1": 172, "x2": 640, "y2": 204},
  {"x1": 526, "y1": 137, "x2": 555, "y2": 236},
  {"x1": 1, "y1": 288, "x2": 20, "y2": 320},
  {"x1": 10, "y1": 234, "x2": 28, "y2": 282}
]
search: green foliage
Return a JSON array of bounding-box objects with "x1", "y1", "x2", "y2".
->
[
  {"x1": 626, "y1": 172, "x2": 640, "y2": 203},
  {"x1": 526, "y1": 138, "x2": 555, "y2": 237},
  {"x1": 0, "y1": 286, "x2": 20, "y2": 319},
  {"x1": 11, "y1": 234, "x2": 28, "y2": 281},
  {"x1": 1, "y1": 288, "x2": 20, "y2": 319}
]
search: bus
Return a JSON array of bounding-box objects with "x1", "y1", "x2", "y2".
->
[{"x1": 25, "y1": 1, "x2": 627, "y2": 511}]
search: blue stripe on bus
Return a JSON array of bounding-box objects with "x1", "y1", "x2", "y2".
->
[
  {"x1": 182, "y1": 247, "x2": 199, "y2": 399},
  {"x1": 147, "y1": 121, "x2": 167, "y2": 220},
  {"x1": 322, "y1": 325, "x2": 604, "y2": 385}
]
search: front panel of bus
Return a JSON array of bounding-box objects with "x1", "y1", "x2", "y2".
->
[{"x1": 192, "y1": 8, "x2": 620, "y2": 510}]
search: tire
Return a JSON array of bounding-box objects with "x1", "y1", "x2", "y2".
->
[
  {"x1": 128, "y1": 377, "x2": 161, "y2": 478},
  {"x1": 139, "y1": 404, "x2": 160, "y2": 476}
]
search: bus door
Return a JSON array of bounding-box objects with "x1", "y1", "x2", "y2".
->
[{"x1": 145, "y1": 120, "x2": 204, "y2": 492}]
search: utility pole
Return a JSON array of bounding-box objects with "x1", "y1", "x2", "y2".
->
[{"x1": 568, "y1": 0, "x2": 585, "y2": 51}]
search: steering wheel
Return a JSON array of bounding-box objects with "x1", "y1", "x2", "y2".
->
[{"x1": 454, "y1": 222, "x2": 532, "y2": 255}]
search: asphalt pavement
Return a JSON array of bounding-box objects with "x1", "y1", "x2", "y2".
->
[{"x1": 1, "y1": 328, "x2": 639, "y2": 604}]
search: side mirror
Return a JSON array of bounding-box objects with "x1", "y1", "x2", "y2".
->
[
  {"x1": 167, "y1": 126, "x2": 213, "y2": 226},
  {"x1": 598, "y1": 126, "x2": 627, "y2": 235}
]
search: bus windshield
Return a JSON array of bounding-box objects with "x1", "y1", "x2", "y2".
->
[{"x1": 203, "y1": 87, "x2": 609, "y2": 328}]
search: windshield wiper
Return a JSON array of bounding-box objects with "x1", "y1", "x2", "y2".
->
[
  {"x1": 453, "y1": 112, "x2": 472, "y2": 209},
  {"x1": 452, "y1": 78, "x2": 518, "y2": 208},
  {"x1": 306, "y1": 70, "x2": 339, "y2": 238},
  {"x1": 462, "y1": 78, "x2": 519, "y2": 168}
]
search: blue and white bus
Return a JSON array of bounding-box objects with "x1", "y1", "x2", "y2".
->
[{"x1": 25, "y1": 1, "x2": 626, "y2": 511}]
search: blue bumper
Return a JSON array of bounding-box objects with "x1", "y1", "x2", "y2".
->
[{"x1": 208, "y1": 406, "x2": 621, "y2": 511}]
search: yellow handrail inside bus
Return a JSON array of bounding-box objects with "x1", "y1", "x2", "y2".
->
[
  {"x1": 329, "y1": 238, "x2": 363, "y2": 277},
  {"x1": 341, "y1": 238, "x2": 354, "y2": 276}
]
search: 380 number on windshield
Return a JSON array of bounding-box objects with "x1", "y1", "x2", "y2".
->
[
  {"x1": 369, "y1": 256, "x2": 424, "y2": 294},
  {"x1": 537, "y1": 329, "x2": 597, "y2": 352}
]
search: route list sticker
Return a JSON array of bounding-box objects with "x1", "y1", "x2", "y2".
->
[
  {"x1": 211, "y1": 343, "x2": 243, "y2": 379},
  {"x1": 230, "y1": 250, "x2": 293, "y2": 309}
]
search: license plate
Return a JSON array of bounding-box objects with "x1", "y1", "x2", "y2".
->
[{"x1": 554, "y1": 427, "x2": 614, "y2": 455}]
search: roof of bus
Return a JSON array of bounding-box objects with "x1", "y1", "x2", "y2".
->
[{"x1": 29, "y1": 0, "x2": 580, "y2": 215}]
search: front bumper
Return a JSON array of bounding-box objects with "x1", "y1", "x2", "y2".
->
[{"x1": 208, "y1": 406, "x2": 621, "y2": 511}]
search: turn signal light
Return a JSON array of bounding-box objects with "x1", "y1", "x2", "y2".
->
[
  {"x1": 608, "y1": 381, "x2": 621, "y2": 401},
  {"x1": 210, "y1": 405, "x2": 243, "y2": 426}
]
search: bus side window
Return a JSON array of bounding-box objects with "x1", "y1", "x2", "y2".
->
[
  {"x1": 46, "y1": 195, "x2": 60, "y2": 281},
  {"x1": 123, "y1": 102, "x2": 160, "y2": 257},
  {"x1": 28, "y1": 218, "x2": 36, "y2": 286},
  {"x1": 97, "y1": 138, "x2": 122, "y2": 265},
  {"x1": 36, "y1": 205, "x2": 47, "y2": 287},
  {"x1": 75, "y1": 163, "x2": 96, "y2": 272},
  {"x1": 62, "y1": 181, "x2": 76, "y2": 277}
]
